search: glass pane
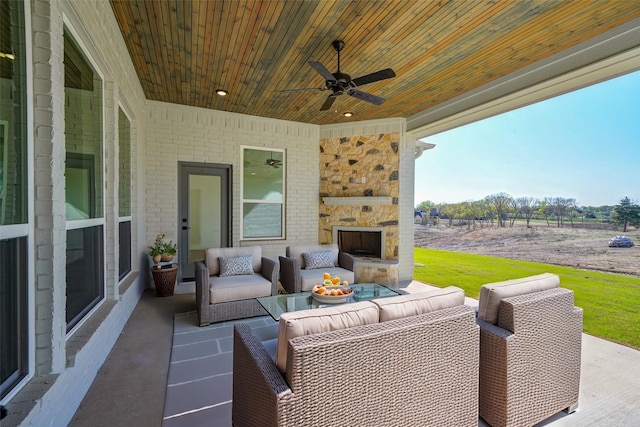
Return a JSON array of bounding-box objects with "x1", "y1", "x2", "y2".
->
[
  {"x1": 64, "y1": 30, "x2": 103, "y2": 219},
  {"x1": 119, "y1": 220, "x2": 131, "y2": 280},
  {"x1": 189, "y1": 174, "x2": 221, "y2": 265},
  {"x1": 118, "y1": 108, "x2": 131, "y2": 217},
  {"x1": 243, "y1": 148, "x2": 283, "y2": 200},
  {"x1": 65, "y1": 153, "x2": 94, "y2": 219},
  {"x1": 0, "y1": 0, "x2": 28, "y2": 226},
  {"x1": 66, "y1": 225, "x2": 104, "y2": 331},
  {"x1": 0, "y1": 236, "x2": 27, "y2": 398},
  {"x1": 243, "y1": 203, "x2": 282, "y2": 238}
]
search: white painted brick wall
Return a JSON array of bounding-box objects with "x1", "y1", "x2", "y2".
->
[
  {"x1": 32, "y1": 0, "x2": 67, "y2": 376},
  {"x1": 398, "y1": 133, "x2": 416, "y2": 283},
  {"x1": 8, "y1": 0, "x2": 148, "y2": 423},
  {"x1": 144, "y1": 102, "x2": 320, "y2": 261}
]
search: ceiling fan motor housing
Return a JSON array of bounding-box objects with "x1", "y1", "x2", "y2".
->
[{"x1": 332, "y1": 40, "x2": 345, "y2": 52}]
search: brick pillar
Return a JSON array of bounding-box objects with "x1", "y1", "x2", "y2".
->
[{"x1": 32, "y1": 0, "x2": 67, "y2": 373}]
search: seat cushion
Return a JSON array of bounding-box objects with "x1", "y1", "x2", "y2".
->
[
  {"x1": 209, "y1": 274, "x2": 272, "y2": 304},
  {"x1": 477, "y1": 273, "x2": 560, "y2": 324},
  {"x1": 373, "y1": 286, "x2": 465, "y2": 322},
  {"x1": 276, "y1": 301, "x2": 379, "y2": 372},
  {"x1": 205, "y1": 246, "x2": 261, "y2": 276},
  {"x1": 299, "y1": 267, "x2": 355, "y2": 291}
]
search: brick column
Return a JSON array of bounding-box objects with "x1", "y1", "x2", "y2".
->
[{"x1": 32, "y1": 0, "x2": 67, "y2": 373}]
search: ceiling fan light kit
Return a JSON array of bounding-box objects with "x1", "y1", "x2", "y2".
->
[{"x1": 280, "y1": 40, "x2": 396, "y2": 111}]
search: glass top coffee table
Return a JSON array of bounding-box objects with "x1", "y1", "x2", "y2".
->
[{"x1": 257, "y1": 283, "x2": 402, "y2": 320}]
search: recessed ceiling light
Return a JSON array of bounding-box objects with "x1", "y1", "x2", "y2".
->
[
  {"x1": 343, "y1": 111, "x2": 353, "y2": 117},
  {"x1": 216, "y1": 89, "x2": 228, "y2": 96}
]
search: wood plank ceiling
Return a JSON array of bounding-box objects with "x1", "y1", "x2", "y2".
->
[{"x1": 110, "y1": 0, "x2": 640, "y2": 125}]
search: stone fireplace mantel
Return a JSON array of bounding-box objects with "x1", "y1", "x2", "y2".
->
[{"x1": 322, "y1": 196, "x2": 393, "y2": 206}]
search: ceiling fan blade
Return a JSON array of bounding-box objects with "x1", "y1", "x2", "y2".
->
[
  {"x1": 351, "y1": 68, "x2": 396, "y2": 87},
  {"x1": 308, "y1": 61, "x2": 336, "y2": 82},
  {"x1": 278, "y1": 87, "x2": 326, "y2": 93},
  {"x1": 348, "y1": 89, "x2": 386, "y2": 105},
  {"x1": 320, "y1": 94, "x2": 337, "y2": 111}
]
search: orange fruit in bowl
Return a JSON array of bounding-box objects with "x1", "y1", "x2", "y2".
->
[
  {"x1": 331, "y1": 277, "x2": 340, "y2": 285},
  {"x1": 323, "y1": 272, "x2": 331, "y2": 280}
]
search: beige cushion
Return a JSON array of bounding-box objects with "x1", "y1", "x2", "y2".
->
[
  {"x1": 205, "y1": 246, "x2": 261, "y2": 276},
  {"x1": 477, "y1": 273, "x2": 560, "y2": 324},
  {"x1": 209, "y1": 274, "x2": 272, "y2": 303},
  {"x1": 373, "y1": 286, "x2": 465, "y2": 322},
  {"x1": 276, "y1": 301, "x2": 379, "y2": 372},
  {"x1": 287, "y1": 244, "x2": 339, "y2": 269}
]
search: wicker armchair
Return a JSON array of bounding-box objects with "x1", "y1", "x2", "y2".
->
[
  {"x1": 477, "y1": 277, "x2": 583, "y2": 427},
  {"x1": 194, "y1": 246, "x2": 278, "y2": 326},
  {"x1": 279, "y1": 244, "x2": 355, "y2": 294},
  {"x1": 233, "y1": 304, "x2": 479, "y2": 427}
]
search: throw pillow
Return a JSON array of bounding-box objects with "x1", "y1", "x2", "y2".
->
[
  {"x1": 303, "y1": 251, "x2": 334, "y2": 269},
  {"x1": 219, "y1": 255, "x2": 254, "y2": 277}
]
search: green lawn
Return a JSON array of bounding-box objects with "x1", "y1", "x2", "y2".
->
[{"x1": 413, "y1": 247, "x2": 640, "y2": 350}]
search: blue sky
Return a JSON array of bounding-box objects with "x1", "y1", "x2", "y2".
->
[{"x1": 415, "y1": 70, "x2": 640, "y2": 207}]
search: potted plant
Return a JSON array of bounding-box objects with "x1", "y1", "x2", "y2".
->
[{"x1": 149, "y1": 234, "x2": 177, "y2": 264}]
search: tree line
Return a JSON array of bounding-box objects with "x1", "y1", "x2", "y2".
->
[{"x1": 416, "y1": 194, "x2": 640, "y2": 232}]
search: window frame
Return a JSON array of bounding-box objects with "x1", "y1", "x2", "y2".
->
[
  {"x1": 117, "y1": 106, "x2": 132, "y2": 281},
  {"x1": 0, "y1": 0, "x2": 34, "y2": 401},
  {"x1": 63, "y1": 24, "x2": 106, "y2": 335},
  {"x1": 240, "y1": 146, "x2": 286, "y2": 240}
]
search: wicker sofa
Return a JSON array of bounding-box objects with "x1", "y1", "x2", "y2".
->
[
  {"x1": 232, "y1": 287, "x2": 479, "y2": 427},
  {"x1": 194, "y1": 246, "x2": 278, "y2": 326},
  {"x1": 476, "y1": 273, "x2": 583, "y2": 427},
  {"x1": 279, "y1": 244, "x2": 355, "y2": 294}
]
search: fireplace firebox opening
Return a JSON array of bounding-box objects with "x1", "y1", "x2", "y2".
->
[{"x1": 337, "y1": 230, "x2": 382, "y2": 259}]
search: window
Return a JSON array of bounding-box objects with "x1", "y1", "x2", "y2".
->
[
  {"x1": 241, "y1": 147, "x2": 285, "y2": 239},
  {"x1": 0, "y1": 237, "x2": 28, "y2": 399},
  {"x1": 64, "y1": 28, "x2": 104, "y2": 331},
  {"x1": 0, "y1": 0, "x2": 28, "y2": 398},
  {"x1": 118, "y1": 108, "x2": 131, "y2": 280}
]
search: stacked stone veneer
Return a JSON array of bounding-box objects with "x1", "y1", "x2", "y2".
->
[{"x1": 319, "y1": 133, "x2": 400, "y2": 260}]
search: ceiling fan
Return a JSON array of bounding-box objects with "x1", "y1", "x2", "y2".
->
[
  {"x1": 265, "y1": 153, "x2": 282, "y2": 169},
  {"x1": 246, "y1": 152, "x2": 282, "y2": 169},
  {"x1": 280, "y1": 40, "x2": 396, "y2": 111}
]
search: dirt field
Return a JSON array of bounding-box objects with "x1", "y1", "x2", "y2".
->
[{"x1": 414, "y1": 223, "x2": 640, "y2": 277}]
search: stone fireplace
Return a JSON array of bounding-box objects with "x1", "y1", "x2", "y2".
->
[
  {"x1": 317, "y1": 121, "x2": 423, "y2": 285},
  {"x1": 318, "y1": 132, "x2": 402, "y2": 285},
  {"x1": 318, "y1": 133, "x2": 400, "y2": 260}
]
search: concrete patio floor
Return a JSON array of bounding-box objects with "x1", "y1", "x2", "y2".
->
[{"x1": 69, "y1": 281, "x2": 640, "y2": 427}]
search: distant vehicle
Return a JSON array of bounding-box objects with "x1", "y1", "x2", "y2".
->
[{"x1": 608, "y1": 236, "x2": 634, "y2": 248}]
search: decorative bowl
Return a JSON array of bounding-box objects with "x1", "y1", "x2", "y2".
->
[{"x1": 311, "y1": 287, "x2": 353, "y2": 304}]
